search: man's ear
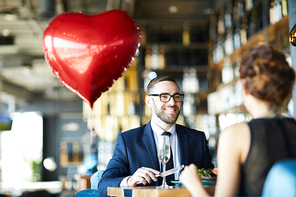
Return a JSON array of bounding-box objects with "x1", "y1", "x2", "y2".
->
[{"x1": 145, "y1": 95, "x2": 153, "y2": 108}]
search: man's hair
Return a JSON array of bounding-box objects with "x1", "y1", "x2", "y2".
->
[{"x1": 147, "y1": 75, "x2": 179, "y2": 94}]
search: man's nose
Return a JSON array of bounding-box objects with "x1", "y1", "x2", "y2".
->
[{"x1": 167, "y1": 96, "x2": 176, "y2": 105}]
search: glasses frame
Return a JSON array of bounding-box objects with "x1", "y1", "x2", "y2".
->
[{"x1": 149, "y1": 93, "x2": 184, "y2": 103}]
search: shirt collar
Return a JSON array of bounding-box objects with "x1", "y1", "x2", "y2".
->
[{"x1": 151, "y1": 120, "x2": 176, "y2": 137}]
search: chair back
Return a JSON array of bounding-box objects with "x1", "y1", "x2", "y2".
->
[
  {"x1": 90, "y1": 170, "x2": 105, "y2": 190},
  {"x1": 262, "y1": 159, "x2": 296, "y2": 197},
  {"x1": 76, "y1": 170, "x2": 105, "y2": 197}
]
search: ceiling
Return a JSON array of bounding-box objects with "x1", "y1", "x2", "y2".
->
[{"x1": 0, "y1": 0, "x2": 225, "y2": 104}]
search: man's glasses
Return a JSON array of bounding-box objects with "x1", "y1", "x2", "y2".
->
[{"x1": 149, "y1": 93, "x2": 184, "y2": 102}]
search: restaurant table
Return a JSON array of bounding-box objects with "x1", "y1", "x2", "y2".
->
[{"x1": 107, "y1": 184, "x2": 215, "y2": 197}]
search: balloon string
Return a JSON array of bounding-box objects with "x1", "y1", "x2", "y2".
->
[{"x1": 90, "y1": 110, "x2": 93, "y2": 152}]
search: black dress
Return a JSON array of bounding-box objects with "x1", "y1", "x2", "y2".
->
[{"x1": 238, "y1": 117, "x2": 296, "y2": 196}]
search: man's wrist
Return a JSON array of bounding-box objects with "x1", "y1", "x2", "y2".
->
[
  {"x1": 120, "y1": 176, "x2": 131, "y2": 187},
  {"x1": 126, "y1": 176, "x2": 131, "y2": 186}
]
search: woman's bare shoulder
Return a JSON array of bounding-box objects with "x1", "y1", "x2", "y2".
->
[
  {"x1": 221, "y1": 122, "x2": 249, "y2": 138},
  {"x1": 219, "y1": 122, "x2": 251, "y2": 162}
]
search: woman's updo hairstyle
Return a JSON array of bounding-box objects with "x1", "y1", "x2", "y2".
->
[{"x1": 239, "y1": 45, "x2": 295, "y2": 107}]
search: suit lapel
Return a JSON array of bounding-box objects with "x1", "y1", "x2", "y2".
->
[
  {"x1": 176, "y1": 125, "x2": 189, "y2": 166},
  {"x1": 143, "y1": 121, "x2": 159, "y2": 170}
]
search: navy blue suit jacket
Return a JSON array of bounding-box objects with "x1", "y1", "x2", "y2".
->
[{"x1": 98, "y1": 121, "x2": 214, "y2": 197}]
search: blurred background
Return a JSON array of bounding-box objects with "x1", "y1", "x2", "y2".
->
[{"x1": 0, "y1": 0, "x2": 295, "y2": 196}]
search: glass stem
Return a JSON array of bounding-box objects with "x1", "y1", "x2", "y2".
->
[{"x1": 162, "y1": 163, "x2": 167, "y2": 186}]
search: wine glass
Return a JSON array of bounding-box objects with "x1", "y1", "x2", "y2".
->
[{"x1": 157, "y1": 135, "x2": 172, "y2": 188}]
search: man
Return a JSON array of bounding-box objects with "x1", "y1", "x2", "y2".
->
[{"x1": 98, "y1": 75, "x2": 214, "y2": 197}]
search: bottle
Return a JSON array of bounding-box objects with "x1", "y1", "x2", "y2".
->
[
  {"x1": 209, "y1": 15, "x2": 217, "y2": 43},
  {"x1": 60, "y1": 141, "x2": 69, "y2": 167},
  {"x1": 182, "y1": 23, "x2": 190, "y2": 46},
  {"x1": 255, "y1": 0, "x2": 263, "y2": 32},
  {"x1": 217, "y1": 10, "x2": 225, "y2": 36},
  {"x1": 274, "y1": 0, "x2": 283, "y2": 23},
  {"x1": 151, "y1": 44, "x2": 159, "y2": 69},
  {"x1": 145, "y1": 45, "x2": 152, "y2": 69},
  {"x1": 233, "y1": 0, "x2": 239, "y2": 21},
  {"x1": 225, "y1": 32, "x2": 233, "y2": 55},
  {"x1": 140, "y1": 23, "x2": 146, "y2": 46},
  {"x1": 233, "y1": 20, "x2": 241, "y2": 49},
  {"x1": 233, "y1": 0, "x2": 245, "y2": 49},
  {"x1": 72, "y1": 141, "x2": 80, "y2": 163},
  {"x1": 241, "y1": 15, "x2": 248, "y2": 45},
  {"x1": 282, "y1": 0, "x2": 288, "y2": 17},
  {"x1": 238, "y1": 0, "x2": 245, "y2": 18},
  {"x1": 224, "y1": 2, "x2": 233, "y2": 55},
  {"x1": 245, "y1": 0, "x2": 253, "y2": 11},
  {"x1": 224, "y1": 2, "x2": 233, "y2": 31},
  {"x1": 248, "y1": 7, "x2": 257, "y2": 37},
  {"x1": 269, "y1": 0, "x2": 274, "y2": 24},
  {"x1": 158, "y1": 45, "x2": 165, "y2": 69}
]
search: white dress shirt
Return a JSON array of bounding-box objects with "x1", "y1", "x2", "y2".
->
[{"x1": 151, "y1": 120, "x2": 181, "y2": 180}]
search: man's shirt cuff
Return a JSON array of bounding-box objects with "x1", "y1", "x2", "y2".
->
[{"x1": 120, "y1": 176, "x2": 131, "y2": 187}]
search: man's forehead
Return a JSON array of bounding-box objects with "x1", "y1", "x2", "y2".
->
[{"x1": 153, "y1": 81, "x2": 180, "y2": 92}]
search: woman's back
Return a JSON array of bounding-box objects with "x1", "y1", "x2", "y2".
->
[{"x1": 239, "y1": 117, "x2": 296, "y2": 196}]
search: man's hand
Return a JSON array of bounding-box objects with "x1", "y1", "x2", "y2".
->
[
  {"x1": 127, "y1": 167, "x2": 160, "y2": 187},
  {"x1": 212, "y1": 167, "x2": 218, "y2": 175}
]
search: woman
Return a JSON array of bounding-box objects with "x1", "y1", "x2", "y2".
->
[{"x1": 179, "y1": 45, "x2": 296, "y2": 196}]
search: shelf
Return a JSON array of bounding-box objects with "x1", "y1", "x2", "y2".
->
[
  {"x1": 216, "y1": 78, "x2": 240, "y2": 91},
  {"x1": 141, "y1": 42, "x2": 209, "y2": 49},
  {"x1": 152, "y1": 65, "x2": 209, "y2": 73},
  {"x1": 209, "y1": 15, "x2": 290, "y2": 71}
]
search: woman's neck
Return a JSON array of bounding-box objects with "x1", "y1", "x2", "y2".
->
[{"x1": 249, "y1": 101, "x2": 281, "y2": 119}]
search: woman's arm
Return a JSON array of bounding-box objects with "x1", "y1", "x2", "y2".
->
[
  {"x1": 180, "y1": 122, "x2": 250, "y2": 197},
  {"x1": 214, "y1": 123, "x2": 250, "y2": 196},
  {"x1": 179, "y1": 164, "x2": 209, "y2": 196}
]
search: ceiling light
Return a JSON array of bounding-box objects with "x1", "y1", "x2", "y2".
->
[
  {"x1": 63, "y1": 122, "x2": 80, "y2": 131},
  {"x1": 169, "y1": 5, "x2": 178, "y2": 13},
  {"x1": 2, "y1": 29, "x2": 10, "y2": 36},
  {"x1": 27, "y1": 85, "x2": 36, "y2": 92},
  {"x1": 43, "y1": 157, "x2": 57, "y2": 172},
  {"x1": 4, "y1": 13, "x2": 17, "y2": 21}
]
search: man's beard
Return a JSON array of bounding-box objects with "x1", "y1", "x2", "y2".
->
[{"x1": 152, "y1": 102, "x2": 180, "y2": 124}]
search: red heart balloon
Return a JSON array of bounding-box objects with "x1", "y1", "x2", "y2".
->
[{"x1": 42, "y1": 10, "x2": 141, "y2": 109}]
